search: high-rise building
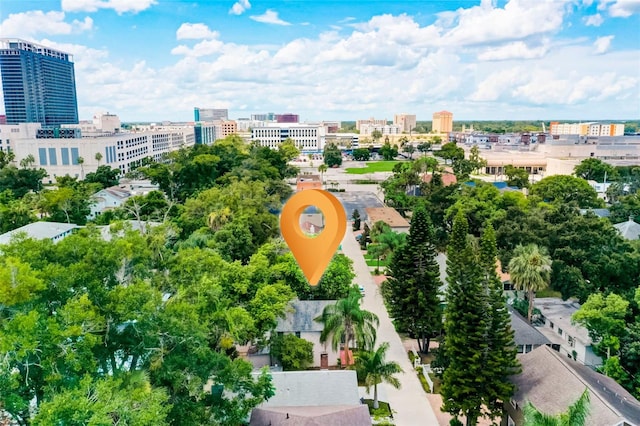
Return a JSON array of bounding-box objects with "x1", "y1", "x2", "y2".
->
[
  {"x1": 276, "y1": 113, "x2": 299, "y2": 123},
  {"x1": 194, "y1": 107, "x2": 228, "y2": 122},
  {"x1": 432, "y1": 111, "x2": 453, "y2": 134},
  {"x1": 0, "y1": 39, "x2": 79, "y2": 125},
  {"x1": 393, "y1": 113, "x2": 416, "y2": 133}
]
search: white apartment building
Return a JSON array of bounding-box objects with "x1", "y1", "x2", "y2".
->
[
  {"x1": 251, "y1": 123, "x2": 326, "y2": 153},
  {"x1": 550, "y1": 122, "x2": 624, "y2": 136},
  {"x1": 359, "y1": 123, "x2": 402, "y2": 136},
  {"x1": 0, "y1": 120, "x2": 194, "y2": 182},
  {"x1": 356, "y1": 117, "x2": 387, "y2": 131}
]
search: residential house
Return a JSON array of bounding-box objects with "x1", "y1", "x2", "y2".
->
[
  {"x1": 506, "y1": 345, "x2": 640, "y2": 426},
  {"x1": 364, "y1": 207, "x2": 410, "y2": 233},
  {"x1": 533, "y1": 297, "x2": 602, "y2": 367},
  {"x1": 275, "y1": 300, "x2": 340, "y2": 368},
  {"x1": 249, "y1": 370, "x2": 371, "y2": 426},
  {"x1": 90, "y1": 186, "x2": 131, "y2": 218},
  {"x1": 509, "y1": 307, "x2": 550, "y2": 354},
  {"x1": 613, "y1": 217, "x2": 640, "y2": 240},
  {"x1": 0, "y1": 221, "x2": 78, "y2": 245},
  {"x1": 422, "y1": 172, "x2": 458, "y2": 187}
]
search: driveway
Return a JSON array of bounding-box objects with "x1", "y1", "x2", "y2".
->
[{"x1": 341, "y1": 226, "x2": 440, "y2": 425}]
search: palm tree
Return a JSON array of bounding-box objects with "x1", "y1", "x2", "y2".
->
[
  {"x1": 316, "y1": 290, "x2": 379, "y2": 368},
  {"x1": 318, "y1": 163, "x2": 328, "y2": 185},
  {"x1": 355, "y1": 342, "x2": 402, "y2": 409},
  {"x1": 77, "y1": 156, "x2": 85, "y2": 179},
  {"x1": 95, "y1": 152, "x2": 103, "y2": 166},
  {"x1": 508, "y1": 243, "x2": 552, "y2": 323},
  {"x1": 524, "y1": 389, "x2": 590, "y2": 426}
]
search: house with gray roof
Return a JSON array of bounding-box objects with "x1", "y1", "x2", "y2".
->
[
  {"x1": 506, "y1": 345, "x2": 640, "y2": 426},
  {"x1": 275, "y1": 300, "x2": 340, "y2": 368},
  {"x1": 613, "y1": 217, "x2": 640, "y2": 240},
  {"x1": 0, "y1": 221, "x2": 78, "y2": 245},
  {"x1": 249, "y1": 370, "x2": 371, "y2": 426},
  {"x1": 509, "y1": 307, "x2": 550, "y2": 354},
  {"x1": 534, "y1": 297, "x2": 601, "y2": 368}
]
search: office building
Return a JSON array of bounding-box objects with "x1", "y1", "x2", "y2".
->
[
  {"x1": 251, "y1": 113, "x2": 276, "y2": 121},
  {"x1": 359, "y1": 123, "x2": 401, "y2": 136},
  {"x1": 276, "y1": 113, "x2": 299, "y2": 123},
  {"x1": 251, "y1": 123, "x2": 325, "y2": 152},
  {"x1": 0, "y1": 39, "x2": 79, "y2": 125},
  {"x1": 1, "y1": 116, "x2": 195, "y2": 181},
  {"x1": 356, "y1": 117, "x2": 387, "y2": 131},
  {"x1": 393, "y1": 113, "x2": 416, "y2": 133},
  {"x1": 194, "y1": 107, "x2": 228, "y2": 122},
  {"x1": 432, "y1": 111, "x2": 453, "y2": 134}
]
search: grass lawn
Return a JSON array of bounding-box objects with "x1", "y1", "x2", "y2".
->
[
  {"x1": 345, "y1": 161, "x2": 400, "y2": 174},
  {"x1": 364, "y1": 254, "x2": 389, "y2": 267},
  {"x1": 363, "y1": 399, "x2": 393, "y2": 419},
  {"x1": 537, "y1": 288, "x2": 563, "y2": 298}
]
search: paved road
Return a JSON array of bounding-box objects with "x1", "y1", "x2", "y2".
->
[{"x1": 341, "y1": 226, "x2": 440, "y2": 426}]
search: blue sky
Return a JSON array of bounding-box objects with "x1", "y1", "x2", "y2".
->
[{"x1": 1, "y1": 0, "x2": 639, "y2": 122}]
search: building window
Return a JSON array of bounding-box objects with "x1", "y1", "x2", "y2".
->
[
  {"x1": 38, "y1": 147, "x2": 47, "y2": 165},
  {"x1": 525, "y1": 344, "x2": 532, "y2": 353},
  {"x1": 568, "y1": 336, "x2": 575, "y2": 347},
  {"x1": 549, "y1": 321, "x2": 554, "y2": 329},
  {"x1": 71, "y1": 147, "x2": 79, "y2": 164},
  {"x1": 558, "y1": 328, "x2": 563, "y2": 336},
  {"x1": 61, "y1": 147, "x2": 70, "y2": 165},
  {"x1": 295, "y1": 331, "x2": 301, "y2": 338}
]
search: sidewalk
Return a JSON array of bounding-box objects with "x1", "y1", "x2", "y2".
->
[{"x1": 341, "y1": 226, "x2": 440, "y2": 426}]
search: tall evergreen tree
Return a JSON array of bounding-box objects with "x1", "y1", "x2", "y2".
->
[
  {"x1": 384, "y1": 206, "x2": 442, "y2": 353},
  {"x1": 441, "y1": 211, "x2": 488, "y2": 426},
  {"x1": 479, "y1": 224, "x2": 520, "y2": 422}
]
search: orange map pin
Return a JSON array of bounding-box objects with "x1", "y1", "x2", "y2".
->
[{"x1": 280, "y1": 189, "x2": 347, "y2": 286}]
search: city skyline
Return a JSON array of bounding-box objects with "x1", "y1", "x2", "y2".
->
[{"x1": 0, "y1": 0, "x2": 639, "y2": 122}]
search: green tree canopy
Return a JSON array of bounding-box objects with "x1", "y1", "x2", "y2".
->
[
  {"x1": 508, "y1": 244, "x2": 552, "y2": 323},
  {"x1": 530, "y1": 175, "x2": 602, "y2": 208},
  {"x1": 355, "y1": 342, "x2": 402, "y2": 409},
  {"x1": 574, "y1": 158, "x2": 617, "y2": 182},
  {"x1": 323, "y1": 142, "x2": 342, "y2": 167},
  {"x1": 316, "y1": 290, "x2": 379, "y2": 368}
]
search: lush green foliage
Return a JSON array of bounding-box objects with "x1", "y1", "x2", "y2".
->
[
  {"x1": 530, "y1": 175, "x2": 602, "y2": 208},
  {"x1": 355, "y1": 342, "x2": 402, "y2": 409},
  {"x1": 0, "y1": 137, "x2": 345, "y2": 425},
  {"x1": 379, "y1": 142, "x2": 399, "y2": 161},
  {"x1": 524, "y1": 389, "x2": 590, "y2": 426},
  {"x1": 270, "y1": 334, "x2": 314, "y2": 371},
  {"x1": 323, "y1": 142, "x2": 343, "y2": 167},
  {"x1": 382, "y1": 206, "x2": 442, "y2": 353},
  {"x1": 574, "y1": 158, "x2": 617, "y2": 183},
  {"x1": 441, "y1": 213, "x2": 520, "y2": 425},
  {"x1": 316, "y1": 289, "x2": 379, "y2": 368},
  {"x1": 352, "y1": 148, "x2": 371, "y2": 161},
  {"x1": 505, "y1": 165, "x2": 530, "y2": 188},
  {"x1": 508, "y1": 244, "x2": 552, "y2": 323}
]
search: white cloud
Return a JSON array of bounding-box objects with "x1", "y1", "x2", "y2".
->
[
  {"x1": 594, "y1": 35, "x2": 614, "y2": 54},
  {"x1": 0, "y1": 11, "x2": 93, "y2": 38},
  {"x1": 437, "y1": 0, "x2": 571, "y2": 46},
  {"x1": 607, "y1": 0, "x2": 640, "y2": 17},
  {"x1": 176, "y1": 23, "x2": 219, "y2": 40},
  {"x1": 171, "y1": 39, "x2": 226, "y2": 57},
  {"x1": 61, "y1": 0, "x2": 157, "y2": 14},
  {"x1": 583, "y1": 13, "x2": 604, "y2": 26},
  {"x1": 229, "y1": 0, "x2": 251, "y2": 15},
  {"x1": 477, "y1": 40, "x2": 550, "y2": 61},
  {"x1": 249, "y1": 10, "x2": 291, "y2": 26}
]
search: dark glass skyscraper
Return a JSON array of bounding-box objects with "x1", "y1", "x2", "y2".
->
[{"x1": 0, "y1": 39, "x2": 79, "y2": 125}]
